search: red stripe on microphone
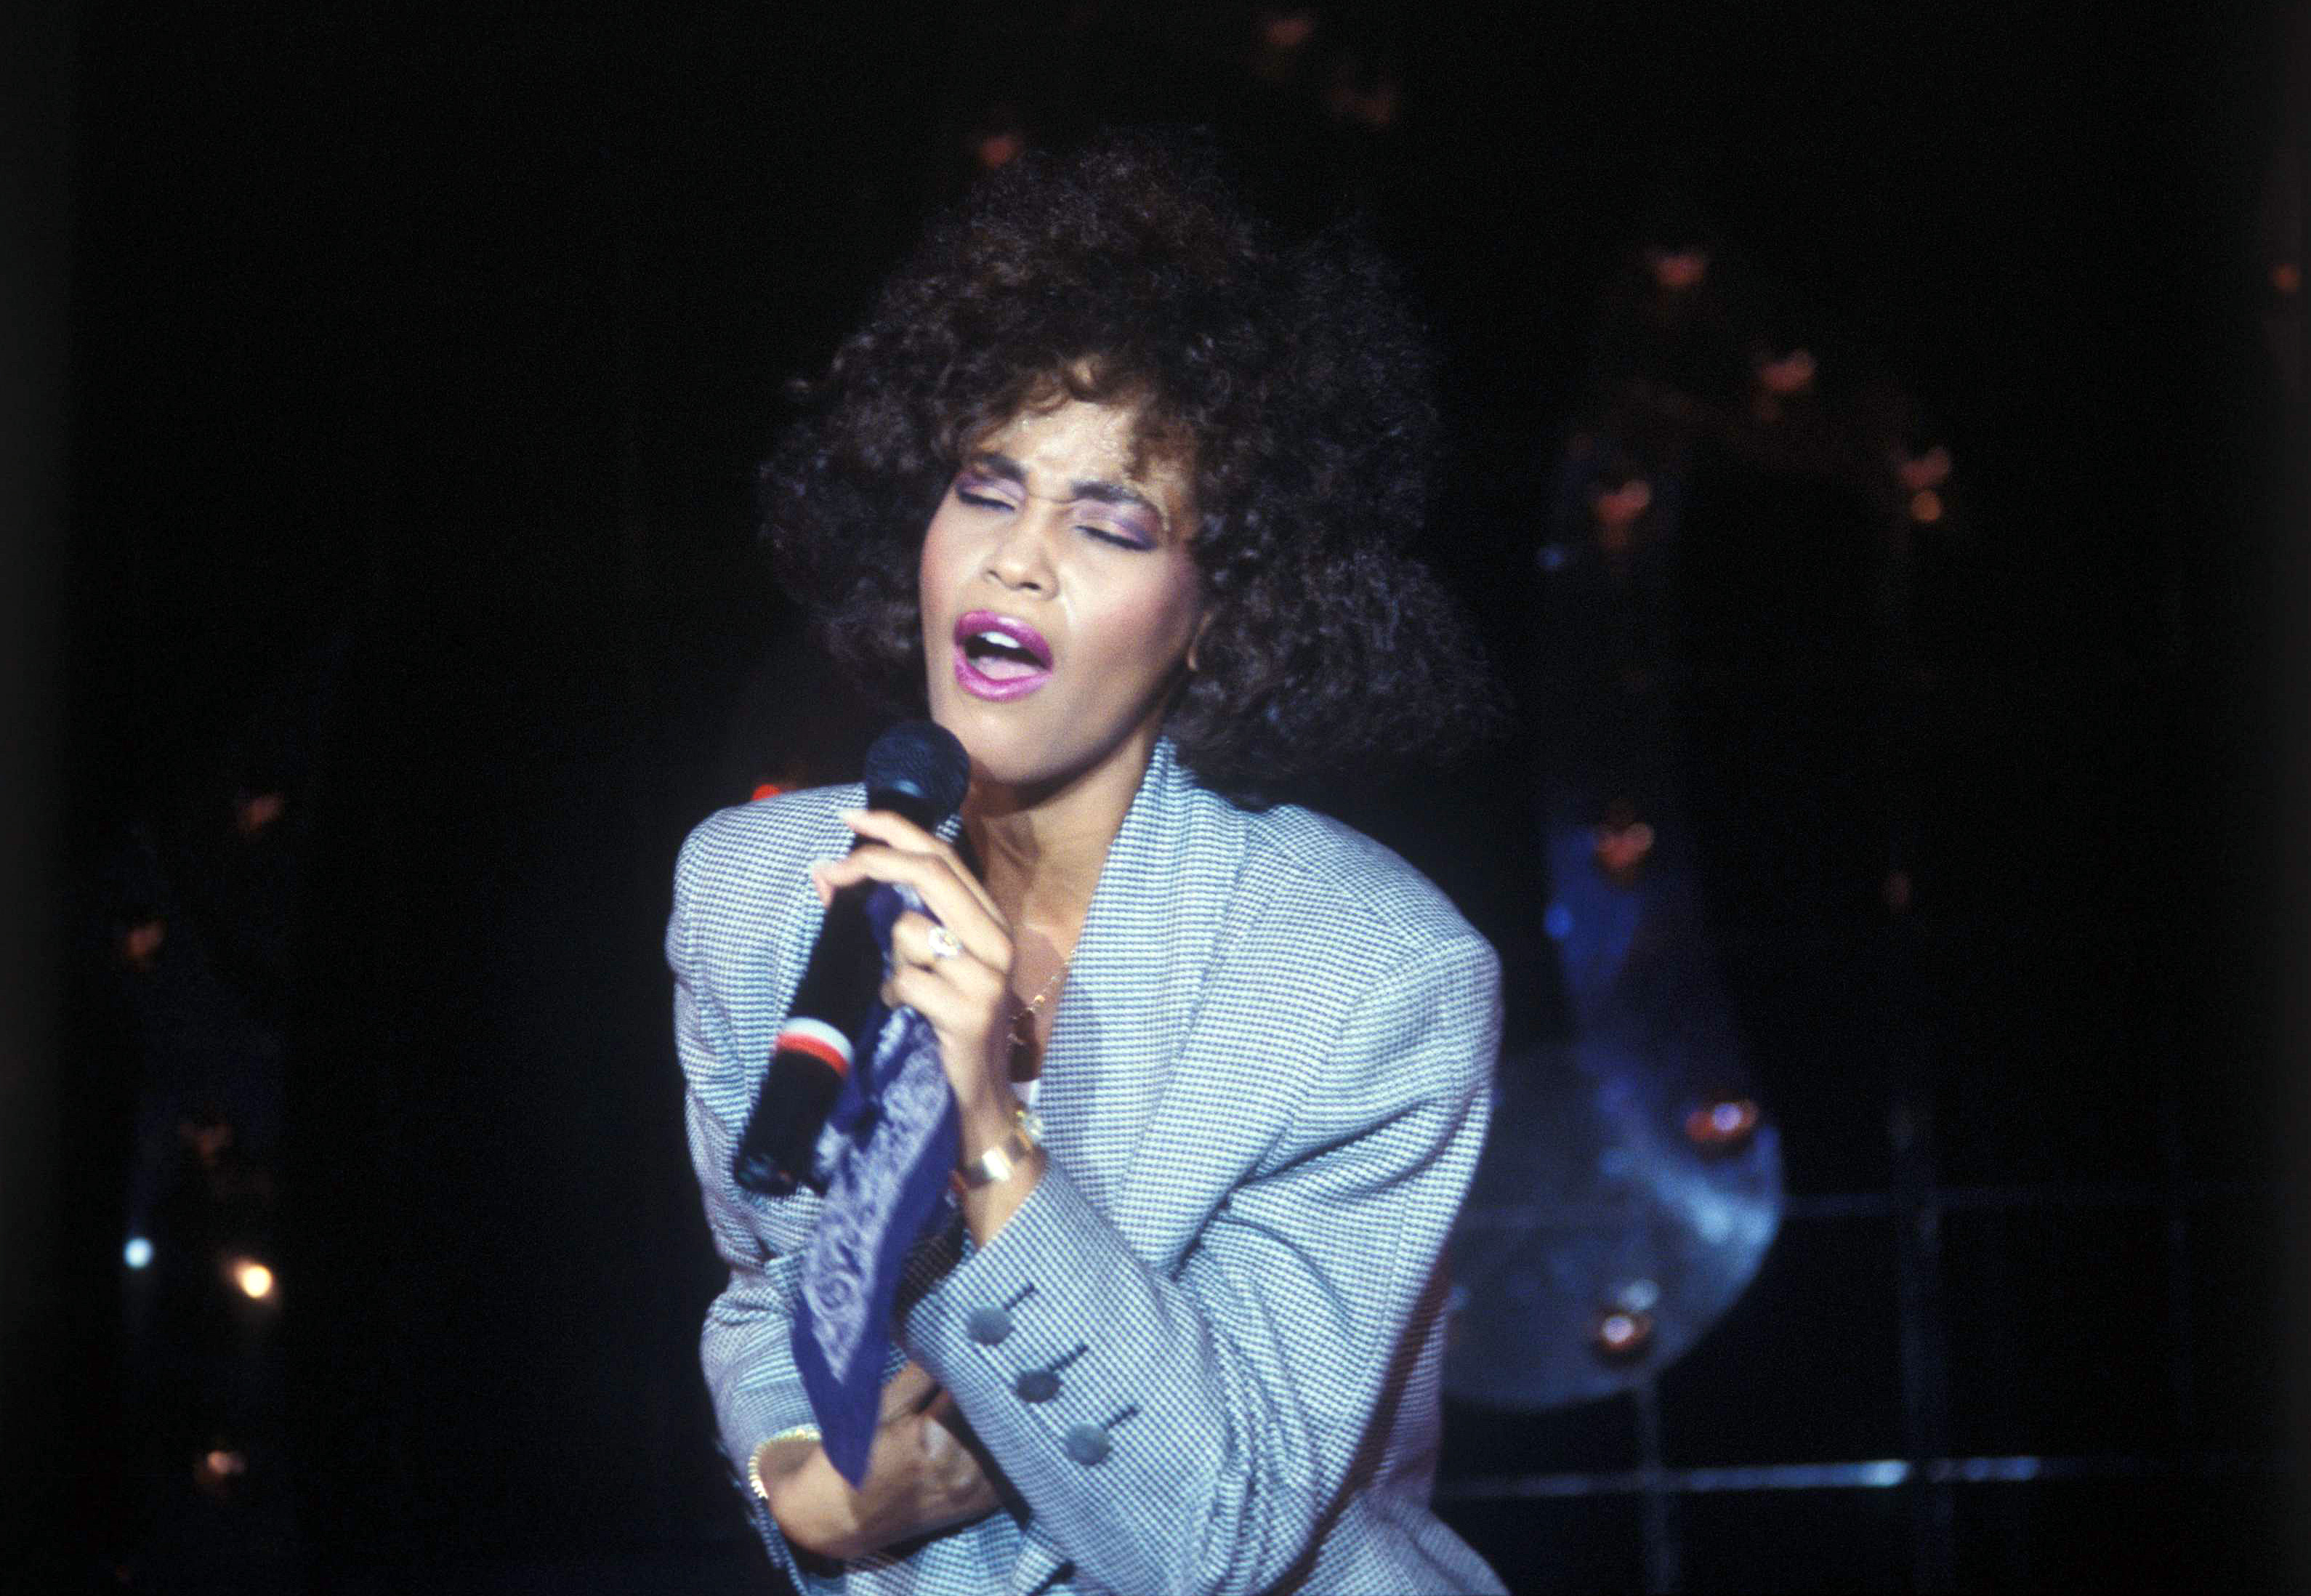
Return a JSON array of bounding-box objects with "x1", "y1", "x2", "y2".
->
[{"x1": 776, "y1": 1022, "x2": 852, "y2": 1078}]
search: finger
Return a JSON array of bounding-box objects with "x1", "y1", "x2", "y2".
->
[
  {"x1": 838, "y1": 807, "x2": 941, "y2": 854},
  {"x1": 911, "y1": 1413, "x2": 998, "y2": 1509},
  {"x1": 923, "y1": 1387, "x2": 979, "y2": 1447},
  {"x1": 840, "y1": 831, "x2": 1004, "y2": 932},
  {"x1": 882, "y1": 961, "x2": 1009, "y2": 1043},
  {"x1": 815, "y1": 848, "x2": 1011, "y2": 967},
  {"x1": 892, "y1": 909, "x2": 981, "y2": 972},
  {"x1": 879, "y1": 1361, "x2": 940, "y2": 1422},
  {"x1": 841, "y1": 810, "x2": 1004, "y2": 922}
]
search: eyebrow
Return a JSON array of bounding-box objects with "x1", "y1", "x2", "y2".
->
[{"x1": 969, "y1": 451, "x2": 1164, "y2": 524}]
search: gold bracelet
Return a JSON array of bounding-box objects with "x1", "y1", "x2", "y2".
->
[
  {"x1": 953, "y1": 1105, "x2": 1043, "y2": 1194},
  {"x1": 747, "y1": 1424, "x2": 823, "y2": 1502}
]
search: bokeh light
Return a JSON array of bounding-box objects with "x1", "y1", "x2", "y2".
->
[{"x1": 229, "y1": 1258, "x2": 276, "y2": 1300}]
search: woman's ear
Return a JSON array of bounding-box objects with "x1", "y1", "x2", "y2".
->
[{"x1": 1186, "y1": 610, "x2": 1214, "y2": 674}]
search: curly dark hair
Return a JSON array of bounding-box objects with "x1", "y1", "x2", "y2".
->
[{"x1": 760, "y1": 129, "x2": 1497, "y2": 802}]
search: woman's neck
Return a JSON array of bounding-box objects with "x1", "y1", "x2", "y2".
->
[{"x1": 961, "y1": 743, "x2": 1150, "y2": 943}]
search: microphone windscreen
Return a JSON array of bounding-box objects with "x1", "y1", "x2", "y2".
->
[{"x1": 862, "y1": 721, "x2": 969, "y2": 824}]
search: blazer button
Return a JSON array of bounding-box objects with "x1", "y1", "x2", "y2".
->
[
  {"x1": 967, "y1": 1305, "x2": 1012, "y2": 1345},
  {"x1": 1062, "y1": 1424, "x2": 1110, "y2": 1466},
  {"x1": 1014, "y1": 1342, "x2": 1086, "y2": 1404}
]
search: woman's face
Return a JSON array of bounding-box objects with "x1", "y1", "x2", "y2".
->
[{"x1": 917, "y1": 397, "x2": 1205, "y2": 804}]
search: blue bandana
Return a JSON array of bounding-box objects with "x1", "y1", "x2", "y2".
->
[{"x1": 789, "y1": 882, "x2": 961, "y2": 1486}]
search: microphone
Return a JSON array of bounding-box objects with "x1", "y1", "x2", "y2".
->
[{"x1": 732, "y1": 720, "x2": 970, "y2": 1198}]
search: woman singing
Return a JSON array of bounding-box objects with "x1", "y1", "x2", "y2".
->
[{"x1": 669, "y1": 133, "x2": 1507, "y2": 1596}]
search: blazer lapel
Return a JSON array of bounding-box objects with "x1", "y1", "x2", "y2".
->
[{"x1": 1035, "y1": 740, "x2": 1242, "y2": 1221}]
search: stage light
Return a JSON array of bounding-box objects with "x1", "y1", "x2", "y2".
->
[
  {"x1": 1591, "y1": 479, "x2": 1651, "y2": 557},
  {"x1": 1896, "y1": 446, "x2": 1952, "y2": 492},
  {"x1": 1757, "y1": 348, "x2": 1816, "y2": 396},
  {"x1": 193, "y1": 1447, "x2": 247, "y2": 1499},
  {"x1": 235, "y1": 791, "x2": 285, "y2": 836},
  {"x1": 120, "y1": 919, "x2": 165, "y2": 971},
  {"x1": 1647, "y1": 248, "x2": 1709, "y2": 292},
  {"x1": 1592, "y1": 480, "x2": 1653, "y2": 520},
  {"x1": 1908, "y1": 488, "x2": 1944, "y2": 524},
  {"x1": 750, "y1": 781, "x2": 790, "y2": 802},
  {"x1": 1614, "y1": 1278, "x2": 1661, "y2": 1313},
  {"x1": 1592, "y1": 1306, "x2": 1655, "y2": 1360},
  {"x1": 228, "y1": 1257, "x2": 275, "y2": 1300},
  {"x1": 2275, "y1": 262, "x2": 2300, "y2": 296},
  {"x1": 178, "y1": 1118, "x2": 234, "y2": 1165},
  {"x1": 1592, "y1": 816, "x2": 1655, "y2": 883},
  {"x1": 124, "y1": 1236, "x2": 153, "y2": 1269},
  {"x1": 1259, "y1": 9, "x2": 1316, "y2": 51},
  {"x1": 1684, "y1": 1095, "x2": 1762, "y2": 1152}
]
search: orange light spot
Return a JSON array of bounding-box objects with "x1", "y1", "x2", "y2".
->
[
  {"x1": 750, "y1": 782, "x2": 790, "y2": 803},
  {"x1": 229, "y1": 1258, "x2": 275, "y2": 1300},
  {"x1": 1684, "y1": 1095, "x2": 1762, "y2": 1150},
  {"x1": 2274, "y1": 262, "x2": 2301, "y2": 296},
  {"x1": 1593, "y1": 1307, "x2": 1655, "y2": 1359},
  {"x1": 193, "y1": 1447, "x2": 248, "y2": 1498},
  {"x1": 1260, "y1": 10, "x2": 1315, "y2": 49},
  {"x1": 1592, "y1": 819, "x2": 1656, "y2": 879},
  {"x1": 1590, "y1": 478, "x2": 1653, "y2": 529},
  {"x1": 235, "y1": 791, "x2": 286, "y2": 835},
  {"x1": 1909, "y1": 488, "x2": 1944, "y2": 524},
  {"x1": 121, "y1": 919, "x2": 166, "y2": 970},
  {"x1": 1649, "y1": 249, "x2": 1709, "y2": 292},
  {"x1": 1896, "y1": 446, "x2": 1952, "y2": 492},
  {"x1": 1759, "y1": 348, "x2": 1816, "y2": 395}
]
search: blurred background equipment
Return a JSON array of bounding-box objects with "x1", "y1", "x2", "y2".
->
[{"x1": 1445, "y1": 1033, "x2": 1783, "y2": 1411}]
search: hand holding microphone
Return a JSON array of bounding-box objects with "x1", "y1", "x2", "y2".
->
[
  {"x1": 732, "y1": 721, "x2": 971, "y2": 1197},
  {"x1": 809, "y1": 806, "x2": 1025, "y2": 1160}
]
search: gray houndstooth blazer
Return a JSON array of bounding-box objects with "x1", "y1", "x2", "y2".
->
[{"x1": 669, "y1": 738, "x2": 1508, "y2": 1596}]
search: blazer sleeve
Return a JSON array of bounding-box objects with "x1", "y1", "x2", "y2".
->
[
  {"x1": 667, "y1": 831, "x2": 834, "y2": 1592},
  {"x1": 898, "y1": 927, "x2": 1501, "y2": 1596}
]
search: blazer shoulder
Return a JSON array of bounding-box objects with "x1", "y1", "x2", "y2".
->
[
  {"x1": 1235, "y1": 800, "x2": 1492, "y2": 966},
  {"x1": 669, "y1": 783, "x2": 858, "y2": 963},
  {"x1": 1214, "y1": 801, "x2": 1501, "y2": 1124},
  {"x1": 677, "y1": 782, "x2": 855, "y2": 889}
]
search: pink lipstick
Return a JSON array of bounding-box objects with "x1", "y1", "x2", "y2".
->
[{"x1": 952, "y1": 610, "x2": 1054, "y2": 701}]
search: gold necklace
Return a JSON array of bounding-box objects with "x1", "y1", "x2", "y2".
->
[{"x1": 1009, "y1": 959, "x2": 1071, "y2": 1055}]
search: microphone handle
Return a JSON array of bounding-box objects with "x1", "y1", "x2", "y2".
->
[{"x1": 730, "y1": 783, "x2": 953, "y2": 1197}]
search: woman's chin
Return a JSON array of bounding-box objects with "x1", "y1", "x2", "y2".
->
[
  {"x1": 927, "y1": 709, "x2": 1047, "y2": 789},
  {"x1": 929, "y1": 685, "x2": 1168, "y2": 810}
]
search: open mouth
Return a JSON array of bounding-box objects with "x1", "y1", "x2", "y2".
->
[{"x1": 953, "y1": 610, "x2": 1053, "y2": 700}]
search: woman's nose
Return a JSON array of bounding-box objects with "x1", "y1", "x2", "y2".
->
[{"x1": 986, "y1": 507, "x2": 1057, "y2": 592}]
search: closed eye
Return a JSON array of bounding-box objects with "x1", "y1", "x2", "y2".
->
[
  {"x1": 1080, "y1": 524, "x2": 1150, "y2": 551},
  {"x1": 956, "y1": 487, "x2": 1015, "y2": 512}
]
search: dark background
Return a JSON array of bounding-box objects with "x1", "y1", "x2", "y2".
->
[{"x1": 9, "y1": 1, "x2": 2305, "y2": 1591}]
